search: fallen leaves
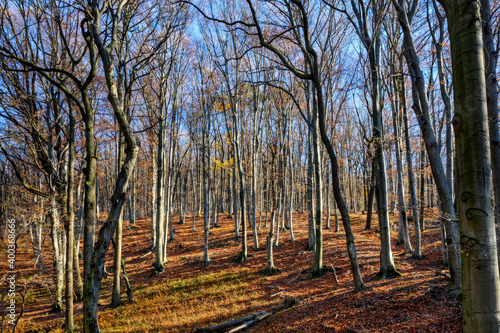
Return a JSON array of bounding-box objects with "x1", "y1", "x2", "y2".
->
[{"x1": 6, "y1": 212, "x2": 462, "y2": 332}]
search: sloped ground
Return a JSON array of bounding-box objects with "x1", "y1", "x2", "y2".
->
[{"x1": 1, "y1": 211, "x2": 461, "y2": 332}]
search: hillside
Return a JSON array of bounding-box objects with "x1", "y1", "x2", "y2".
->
[{"x1": 3, "y1": 212, "x2": 461, "y2": 332}]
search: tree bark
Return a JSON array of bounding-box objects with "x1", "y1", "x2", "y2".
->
[
  {"x1": 440, "y1": 0, "x2": 500, "y2": 330},
  {"x1": 480, "y1": 0, "x2": 500, "y2": 226},
  {"x1": 83, "y1": 10, "x2": 140, "y2": 331},
  {"x1": 65, "y1": 103, "x2": 76, "y2": 332},
  {"x1": 401, "y1": 72, "x2": 421, "y2": 259}
]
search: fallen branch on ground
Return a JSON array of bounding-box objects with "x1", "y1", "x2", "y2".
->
[
  {"x1": 193, "y1": 297, "x2": 296, "y2": 333},
  {"x1": 424, "y1": 267, "x2": 450, "y2": 280}
]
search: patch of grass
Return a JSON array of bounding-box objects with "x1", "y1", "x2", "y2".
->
[{"x1": 94, "y1": 268, "x2": 270, "y2": 332}]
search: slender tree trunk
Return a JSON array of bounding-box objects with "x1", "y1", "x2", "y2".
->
[
  {"x1": 312, "y1": 72, "x2": 365, "y2": 289},
  {"x1": 394, "y1": 1, "x2": 460, "y2": 288},
  {"x1": 73, "y1": 234, "x2": 83, "y2": 302},
  {"x1": 151, "y1": 152, "x2": 157, "y2": 249},
  {"x1": 65, "y1": 104, "x2": 76, "y2": 332},
  {"x1": 401, "y1": 72, "x2": 421, "y2": 258},
  {"x1": 307, "y1": 115, "x2": 315, "y2": 251},
  {"x1": 481, "y1": 0, "x2": 500, "y2": 225},
  {"x1": 325, "y1": 169, "x2": 331, "y2": 231},
  {"x1": 50, "y1": 195, "x2": 64, "y2": 312},
  {"x1": 391, "y1": 70, "x2": 412, "y2": 254},
  {"x1": 232, "y1": 153, "x2": 239, "y2": 240},
  {"x1": 251, "y1": 98, "x2": 259, "y2": 250},
  {"x1": 112, "y1": 133, "x2": 125, "y2": 308},
  {"x1": 202, "y1": 123, "x2": 210, "y2": 265},
  {"x1": 155, "y1": 110, "x2": 166, "y2": 273},
  {"x1": 228, "y1": 170, "x2": 233, "y2": 218},
  {"x1": 273, "y1": 161, "x2": 282, "y2": 248},
  {"x1": 365, "y1": 165, "x2": 375, "y2": 230},
  {"x1": 311, "y1": 89, "x2": 323, "y2": 276},
  {"x1": 191, "y1": 165, "x2": 197, "y2": 232},
  {"x1": 233, "y1": 116, "x2": 247, "y2": 261},
  {"x1": 368, "y1": 39, "x2": 399, "y2": 279},
  {"x1": 419, "y1": 143, "x2": 426, "y2": 232},
  {"x1": 288, "y1": 138, "x2": 295, "y2": 242}
]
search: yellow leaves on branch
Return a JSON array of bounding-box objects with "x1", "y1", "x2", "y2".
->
[
  {"x1": 212, "y1": 157, "x2": 234, "y2": 175},
  {"x1": 214, "y1": 101, "x2": 231, "y2": 112}
]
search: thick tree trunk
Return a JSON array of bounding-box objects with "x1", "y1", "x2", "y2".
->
[{"x1": 440, "y1": 0, "x2": 500, "y2": 329}]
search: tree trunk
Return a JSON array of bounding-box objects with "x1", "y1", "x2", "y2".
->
[
  {"x1": 288, "y1": 137, "x2": 295, "y2": 242},
  {"x1": 325, "y1": 166, "x2": 331, "y2": 231},
  {"x1": 151, "y1": 152, "x2": 157, "y2": 249},
  {"x1": 368, "y1": 39, "x2": 399, "y2": 279},
  {"x1": 401, "y1": 74, "x2": 421, "y2": 259},
  {"x1": 65, "y1": 104, "x2": 76, "y2": 332},
  {"x1": 311, "y1": 88, "x2": 323, "y2": 276},
  {"x1": 232, "y1": 154, "x2": 239, "y2": 240},
  {"x1": 391, "y1": 70, "x2": 412, "y2": 255},
  {"x1": 202, "y1": 123, "x2": 210, "y2": 265},
  {"x1": 307, "y1": 113, "x2": 315, "y2": 251},
  {"x1": 313, "y1": 73, "x2": 365, "y2": 289},
  {"x1": 440, "y1": 0, "x2": 500, "y2": 329},
  {"x1": 112, "y1": 132, "x2": 125, "y2": 308},
  {"x1": 365, "y1": 165, "x2": 375, "y2": 230},
  {"x1": 50, "y1": 195, "x2": 64, "y2": 312},
  {"x1": 394, "y1": 0, "x2": 460, "y2": 288},
  {"x1": 73, "y1": 235, "x2": 83, "y2": 302},
  {"x1": 234, "y1": 119, "x2": 247, "y2": 261},
  {"x1": 154, "y1": 109, "x2": 166, "y2": 273},
  {"x1": 83, "y1": 20, "x2": 140, "y2": 331},
  {"x1": 481, "y1": 0, "x2": 500, "y2": 226},
  {"x1": 82, "y1": 106, "x2": 97, "y2": 322}
]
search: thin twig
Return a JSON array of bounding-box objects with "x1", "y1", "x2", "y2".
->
[{"x1": 288, "y1": 269, "x2": 303, "y2": 283}]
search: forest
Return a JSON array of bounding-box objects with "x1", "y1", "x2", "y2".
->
[{"x1": 0, "y1": 0, "x2": 499, "y2": 332}]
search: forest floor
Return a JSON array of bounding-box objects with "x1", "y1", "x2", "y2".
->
[{"x1": 2, "y1": 211, "x2": 462, "y2": 332}]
